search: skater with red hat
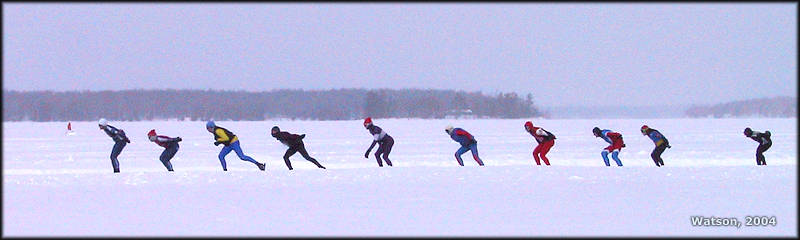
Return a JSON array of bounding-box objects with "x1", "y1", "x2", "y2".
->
[
  {"x1": 363, "y1": 117, "x2": 394, "y2": 167},
  {"x1": 641, "y1": 125, "x2": 670, "y2": 167},
  {"x1": 147, "y1": 129, "x2": 182, "y2": 171},
  {"x1": 524, "y1": 121, "x2": 556, "y2": 166}
]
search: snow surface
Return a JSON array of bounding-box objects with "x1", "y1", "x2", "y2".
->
[{"x1": 3, "y1": 118, "x2": 797, "y2": 237}]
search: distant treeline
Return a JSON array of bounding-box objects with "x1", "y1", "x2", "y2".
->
[
  {"x1": 2, "y1": 89, "x2": 542, "y2": 122},
  {"x1": 685, "y1": 96, "x2": 797, "y2": 118}
]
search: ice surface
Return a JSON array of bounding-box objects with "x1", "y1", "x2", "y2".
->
[{"x1": 3, "y1": 118, "x2": 797, "y2": 236}]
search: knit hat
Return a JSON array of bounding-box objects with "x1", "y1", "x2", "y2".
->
[
  {"x1": 524, "y1": 121, "x2": 533, "y2": 130},
  {"x1": 147, "y1": 129, "x2": 157, "y2": 140},
  {"x1": 363, "y1": 117, "x2": 373, "y2": 127}
]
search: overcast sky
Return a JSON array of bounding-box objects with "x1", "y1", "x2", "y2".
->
[{"x1": 3, "y1": 3, "x2": 796, "y2": 107}]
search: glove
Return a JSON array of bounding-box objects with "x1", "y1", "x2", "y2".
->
[
  {"x1": 621, "y1": 143, "x2": 626, "y2": 148},
  {"x1": 471, "y1": 139, "x2": 477, "y2": 145},
  {"x1": 666, "y1": 145, "x2": 671, "y2": 148},
  {"x1": 126, "y1": 139, "x2": 131, "y2": 143},
  {"x1": 300, "y1": 134, "x2": 306, "y2": 139},
  {"x1": 364, "y1": 152, "x2": 370, "y2": 158},
  {"x1": 176, "y1": 137, "x2": 182, "y2": 142},
  {"x1": 214, "y1": 141, "x2": 221, "y2": 146}
]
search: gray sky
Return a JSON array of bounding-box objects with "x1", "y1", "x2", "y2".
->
[{"x1": 3, "y1": 3, "x2": 797, "y2": 107}]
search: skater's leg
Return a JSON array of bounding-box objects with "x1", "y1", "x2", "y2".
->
[
  {"x1": 758, "y1": 142, "x2": 771, "y2": 165},
  {"x1": 652, "y1": 145, "x2": 666, "y2": 167},
  {"x1": 469, "y1": 143, "x2": 484, "y2": 166},
  {"x1": 159, "y1": 144, "x2": 178, "y2": 171},
  {"x1": 455, "y1": 146, "x2": 468, "y2": 166},
  {"x1": 374, "y1": 143, "x2": 385, "y2": 167},
  {"x1": 539, "y1": 140, "x2": 554, "y2": 166},
  {"x1": 110, "y1": 141, "x2": 126, "y2": 172},
  {"x1": 611, "y1": 150, "x2": 622, "y2": 166},
  {"x1": 159, "y1": 154, "x2": 174, "y2": 171},
  {"x1": 218, "y1": 145, "x2": 233, "y2": 171},
  {"x1": 532, "y1": 144, "x2": 543, "y2": 165},
  {"x1": 601, "y1": 150, "x2": 610, "y2": 166},
  {"x1": 283, "y1": 148, "x2": 298, "y2": 170},
  {"x1": 297, "y1": 143, "x2": 325, "y2": 169},
  {"x1": 381, "y1": 137, "x2": 394, "y2": 166},
  {"x1": 650, "y1": 149, "x2": 660, "y2": 166},
  {"x1": 230, "y1": 141, "x2": 259, "y2": 165}
]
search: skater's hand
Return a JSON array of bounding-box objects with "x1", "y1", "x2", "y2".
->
[
  {"x1": 176, "y1": 137, "x2": 182, "y2": 142},
  {"x1": 666, "y1": 145, "x2": 671, "y2": 148},
  {"x1": 299, "y1": 134, "x2": 306, "y2": 139},
  {"x1": 364, "y1": 152, "x2": 370, "y2": 158},
  {"x1": 126, "y1": 139, "x2": 131, "y2": 143},
  {"x1": 214, "y1": 141, "x2": 221, "y2": 146}
]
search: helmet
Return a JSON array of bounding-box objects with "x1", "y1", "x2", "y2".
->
[
  {"x1": 524, "y1": 121, "x2": 533, "y2": 131},
  {"x1": 206, "y1": 121, "x2": 215, "y2": 129},
  {"x1": 744, "y1": 127, "x2": 752, "y2": 136},
  {"x1": 98, "y1": 118, "x2": 108, "y2": 127},
  {"x1": 363, "y1": 117, "x2": 373, "y2": 127},
  {"x1": 592, "y1": 127, "x2": 601, "y2": 136},
  {"x1": 641, "y1": 125, "x2": 649, "y2": 134},
  {"x1": 271, "y1": 126, "x2": 280, "y2": 136},
  {"x1": 445, "y1": 125, "x2": 454, "y2": 134},
  {"x1": 147, "y1": 129, "x2": 157, "y2": 140}
]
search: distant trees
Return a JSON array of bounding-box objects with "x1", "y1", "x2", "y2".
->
[
  {"x1": 2, "y1": 88, "x2": 542, "y2": 122},
  {"x1": 685, "y1": 96, "x2": 797, "y2": 118},
  {"x1": 364, "y1": 90, "x2": 390, "y2": 119}
]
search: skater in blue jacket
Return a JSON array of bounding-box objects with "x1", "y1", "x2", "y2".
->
[
  {"x1": 446, "y1": 125, "x2": 484, "y2": 166},
  {"x1": 98, "y1": 118, "x2": 130, "y2": 173},
  {"x1": 593, "y1": 127, "x2": 625, "y2": 167}
]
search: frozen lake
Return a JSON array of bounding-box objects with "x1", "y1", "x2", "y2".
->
[{"x1": 3, "y1": 118, "x2": 797, "y2": 237}]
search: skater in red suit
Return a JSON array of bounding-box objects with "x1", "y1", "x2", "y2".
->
[{"x1": 524, "y1": 121, "x2": 556, "y2": 166}]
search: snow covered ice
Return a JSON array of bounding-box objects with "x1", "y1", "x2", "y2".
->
[{"x1": 2, "y1": 118, "x2": 797, "y2": 237}]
